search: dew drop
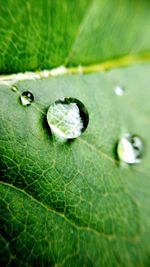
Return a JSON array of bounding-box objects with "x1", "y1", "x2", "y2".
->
[
  {"x1": 20, "y1": 91, "x2": 34, "y2": 106},
  {"x1": 46, "y1": 97, "x2": 89, "y2": 139},
  {"x1": 11, "y1": 85, "x2": 17, "y2": 92},
  {"x1": 114, "y1": 86, "x2": 124, "y2": 96},
  {"x1": 117, "y1": 134, "x2": 144, "y2": 164}
]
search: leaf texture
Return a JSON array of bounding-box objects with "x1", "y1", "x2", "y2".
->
[
  {"x1": 0, "y1": 0, "x2": 150, "y2": 266},
  {"x1": 0, "y1": 0, "x2": 150, "y2": 73},
  {"x1": 0, "y1": 64, "x2": 150, "y2": 266}
]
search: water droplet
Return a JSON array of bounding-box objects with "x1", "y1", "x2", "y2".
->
[
  {"x1": 114, "y1": 86, "x2": 124, "y2": 96},
  {"x1": 47, "y1": 97, "x2": 89, "y2": 139},
  {"x1": 117, "y1": 134, "x2": 144, "y2": 164},
  {"x1": 11, "y1": 85, "x2": 17, "y2": 92},
  {"x1": 20, "y1": 91, "x2": 34, "y2": 106}
]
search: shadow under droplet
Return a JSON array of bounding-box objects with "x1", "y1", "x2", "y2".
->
[
  {"x1": 66, "y1": 138, "x2": 76, "y2": 145},
  {"x1": 113, "y1": 140, "x2": 120, "y2": 166},
  {"x1": 42, "y1": 107, "x2": 53, "y2": 138}
]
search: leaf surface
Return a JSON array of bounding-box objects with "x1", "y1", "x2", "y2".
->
[
  {"x1": 0, "y1": 0, "x2": 150, "y2": 266},
  {"x1": 0, "y1": 64, "x2": 150, "y2": 266}
]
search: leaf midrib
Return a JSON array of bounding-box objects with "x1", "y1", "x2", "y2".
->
[{"x1": 0, "y1": 52, "x2": 150, "y2": 85}]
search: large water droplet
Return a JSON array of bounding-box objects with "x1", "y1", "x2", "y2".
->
[
  {"x1": 114, "y1": 86, "x2": 124, "y2": 96},
  {"x1": 117, "y1": 134, "x2": 144, "y2": 164},
  {"x1": 47, "y1": 97, "x2": 89, "y2": 139},
  {"x1": 20, "y1": 91, "x2": 34, "y2": 106}
]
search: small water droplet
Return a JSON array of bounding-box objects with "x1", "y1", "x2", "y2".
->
[
  {"x1": 11, "y1": 85, "x2": 17, "y2": 92},
  {"x1": 46, "y1": 97, "x2": 89, "y2": 139},
  {"x1": 114, "y1": 86, "x2": 124, "y2": 96},
  {"x1": 117, "y1": 134, "x2": 144, "y2": 164},
  {"x1": 20, "y1": 91, "x2": 34, "y2": 106}
]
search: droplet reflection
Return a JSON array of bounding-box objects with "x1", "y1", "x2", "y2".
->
[
  {"x1": 117, "y1": 134, "x2": 144, "y2": 164},
  {"x1": 20, "y1": 91, "x2": 34, "y2": 106},
  {"x1": 46, "y1": 97, "x2": 89, "y2": 139}
]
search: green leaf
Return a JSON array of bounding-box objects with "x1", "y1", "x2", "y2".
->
[
  {"x1": 0, "y1": 64, "x2": 150, "y2": 266},
  {"x1": 0, "y1": 0, "x2": 150, "y2": 266},
  {"x1": 0, "y1": 0, "x2": 150, "y2": 73}
]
